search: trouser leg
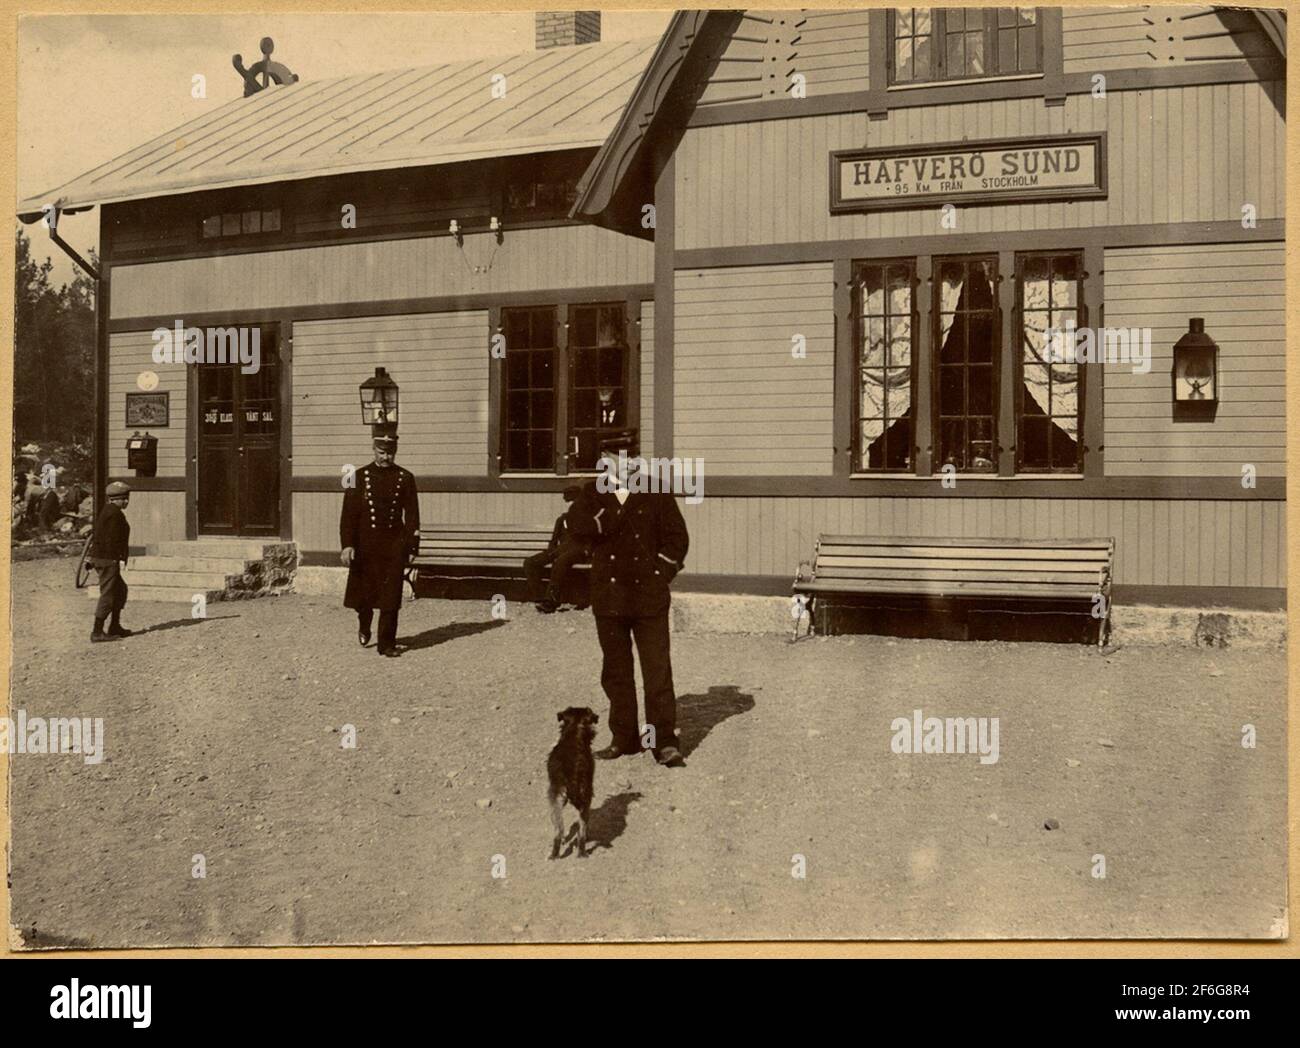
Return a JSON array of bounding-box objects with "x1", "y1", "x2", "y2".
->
[
  {"x1": 377, "y1": 608, "x2": 399, "y2": 652},
  {"x1": 523, "y1": 551, "x2": 554, "y2": 603},
  {"x1": 547, "y1": 545, "x2": 587, "y2": 604},
  {"x1": 595, "y1": 615, "x2": 641, "y2": 749},
  {"x1": 94, "y1": 561, "x2": 122, "y2": 621},
  {"x1": 357, "y1": 608, "x2": 374, "y2": 634},
  {"x1": 632, "y1": 613, "x2": 678, "y2": 750}
]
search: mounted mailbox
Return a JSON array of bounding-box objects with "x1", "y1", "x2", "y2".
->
[{"x1": 126, "y1": 431, "x2": 158, "y2": 477}]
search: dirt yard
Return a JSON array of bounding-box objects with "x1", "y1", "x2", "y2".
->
[{"x1": 5, "y1": 556, "x2": 1288, "y2": 946}]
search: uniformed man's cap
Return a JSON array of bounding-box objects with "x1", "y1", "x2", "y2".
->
[
  {"x1": 105, "y1": 481, "x2": 131, "y2": 497},
  {"x1": 371, "y1": 423, "x2": 399, "y2": 449},
  {"x1": 598, "y1": 429, "x2": 639, "y2": 455}
]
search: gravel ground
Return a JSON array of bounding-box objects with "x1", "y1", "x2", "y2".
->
[{"x1": 6, "y1": 556, "x2": 1288, "y2": 946}]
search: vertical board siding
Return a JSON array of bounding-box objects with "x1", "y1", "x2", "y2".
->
[
  {"x1": 640, "y1": 300, "x2": 655, "y2": 456},
  {"x1": 1103, "y1": 242, "x2": 1285, "y2": 477},
  {"x1": 697, "y1": 8, "x2": 871, "y2": 109},
  {"x1": 110, "y1": 225, "x2": 654, "y2": 319},
  {"x1": 108, "y1": 330, "x2": 187, "y2": 476},
  {"x1": 124, "y1": 491, "x2": 187, "y2": 545},
  {"x1": 674, "y1": 263, "x2": 835, "y2": 475},
  {"x1": 675, "y1": 80, "x2": 1284, "y2": 249},
  {"x1": 1062, "y1": 6, "x2": 1277, "y2": 72},
  {"x1": 292, "y1": 311, "x2": 488, "y2": 476}
]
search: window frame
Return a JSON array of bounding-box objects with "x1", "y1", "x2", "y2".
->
[
  {"x1": 931, "y1": 252, "x2": 1002, "y2": 476},
  {"x1": 887, "y1": 7, "x2": 1043, "y2": 87},
  {"x1": 1013, "y1": 249, "x2": 1086, "y2": 475},
  {"x1": 851, "y1": 257, "x2": 919, "y2": 473},
  {"x1": 494, "y1": 297, "x2": 639, "y2": 476}
]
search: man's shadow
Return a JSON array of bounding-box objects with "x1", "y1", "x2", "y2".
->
[
  {"x1": 399, "y1": 619, "x2": 505, "y2": 652},
  {"x1": 677, "y1": 685, "x2": 755, "y2": 758},
  {"x1": 584, "y1": 790, "x2": 642, "y2": 852},
  {"x1": 138, "y1": 616, "x2": 235, "y2": 635}
]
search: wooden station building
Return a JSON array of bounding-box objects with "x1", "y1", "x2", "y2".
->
[{"x1": 20, "y1": 8, "x2": 1287, "y2": 609}]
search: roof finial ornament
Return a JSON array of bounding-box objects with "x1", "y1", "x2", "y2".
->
[{"x1": 232, "y1": 37, "x2": 299, "y2": 97}]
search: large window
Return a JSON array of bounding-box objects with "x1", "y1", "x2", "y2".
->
[
  {"x1": 934, "y1": 256, "x2": 999, "y2": 474},
  {"x1": 890, "y1": 8, "x2": 1041, "y2": 84},
  {"x1": 502, "y1": 306, "x2": 557, "y2": 472},
  {"x1": 854, "y1": 260, "x2": 915, "y2": 471},
  {"x1": 500, "y1": 301, "x2": 629, "y2": 473},
  {"x1": 1017, "y1": 251, "x2": 1083, "y2": 472}
]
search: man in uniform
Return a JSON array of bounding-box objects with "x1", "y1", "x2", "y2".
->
[
  {"x1": 89, "y1": 480, "x2": 132, "y2": 643},
  {"x1": 568, "y1": 430, "x2": 689, "y2": 767},
  {"x1": 339, "y1": 427, "x2": 420, "y2": 657}
]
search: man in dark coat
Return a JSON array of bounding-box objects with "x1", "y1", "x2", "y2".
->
[
  {"x1": 524, "y1": 484, "x2": 592, "y2": 612},
  {"x1": 89, "y1": 480, "x2": 132, "y2": 643},
  {"x1": 339, "y1": 430, "x2": 420, "y2": 657},
  {"x1": 567, "y1": 430, "x2": 689, "y2": 767}
]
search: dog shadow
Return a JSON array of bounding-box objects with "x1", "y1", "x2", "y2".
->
[
  {"x1": 399, "y1": 619, "x2": 505, "y2": 652},
  {"x1": 676, "y1": 685, "x2": 755, "y2": 759},
  {"x1": 582, "y1": 790, "x2": 643, "y2": 853}
]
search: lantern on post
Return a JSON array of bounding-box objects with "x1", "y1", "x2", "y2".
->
[
  {"x1": 359, "y1": 367, "x2": 400, "y2": 428},
  {"x1": 1171, "y1": 319, "x2": 1218, "y2": 403}
]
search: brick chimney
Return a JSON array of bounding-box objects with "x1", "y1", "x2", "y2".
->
[{"x1": 535, "y1": 11, "x2": 601, "y2": 49}]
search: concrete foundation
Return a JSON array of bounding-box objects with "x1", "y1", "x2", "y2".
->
[{"x1": 291, "y1": 566, "x2": 1285, "y2": 649}]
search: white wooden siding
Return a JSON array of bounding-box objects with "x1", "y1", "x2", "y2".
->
[
  {"x1": 110, "y1": 225, "x2": 653, "y2": 320},
  {"x1": 674, "y1": 263, "x2": 835, "y2": 475},
  {"x1": 1103, "y1": 242, "x2": 1285, "y2": 478},
  {"x1": 108, "y1": 330, "x2": 187, "y2": 477},
  {"x1": 675, "y1": 79, "x2": 1284, "y2": 248},
  {"x1": 291, "y1": 311, "x2": 488, "y2": 477}
]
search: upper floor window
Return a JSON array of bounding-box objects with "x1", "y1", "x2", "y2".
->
[
  {"x1": 889, "y1": 8, "x2": 1041, "y2": 85},
  {"x1": 201, "y1": 208, "x2": 281, "y2": 239},
  {"x1": 504, "y1": 175, "x2": 580, "y2": 221}
]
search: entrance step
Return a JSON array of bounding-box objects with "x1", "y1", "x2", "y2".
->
[
  {"x1": 129, "y1": 555, "x2": 252, "y2": 574},
  {"x1": 126, "y1": 585, "x2": 226, "y2": 605},
  {"x1": 151, "y1": 539, "x2": 271, "y2": 560},
  {"x1": 87, "y1": 540, "x2": 299, "y2": 602}
]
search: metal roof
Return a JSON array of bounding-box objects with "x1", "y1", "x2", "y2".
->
[{"x1": 18, "y1": 36, "x2": 658, "y2": 217}]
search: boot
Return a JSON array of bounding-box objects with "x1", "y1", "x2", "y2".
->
[
  {"x1": 107, "y1": 610, "x2": 132, "y2": 638},
  {"x1": 91, "y1": 617, "x2": 119, "y2": 643}
]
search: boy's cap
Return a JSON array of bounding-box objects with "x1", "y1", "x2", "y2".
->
[{"x1": 562, "y1": 485, "x2": 584, "y2": 502}]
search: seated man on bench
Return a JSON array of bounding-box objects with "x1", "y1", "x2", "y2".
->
[{"x1": 525, "y1": 485, "x2": 592, "y2": 613}]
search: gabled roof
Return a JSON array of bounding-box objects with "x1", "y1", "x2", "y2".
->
[
  {"x1": 18, "y1": 36, "x2": 658, "y2": 218},
  {"x1": 572, "y1": 7, "x2": 1287, "y2": 226}
]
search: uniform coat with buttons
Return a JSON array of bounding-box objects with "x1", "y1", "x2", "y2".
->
[
  {"x1": 340, "y1": 462, "x2": 420, "y2": 612},
  {"x1": 568, "y1": 482, "x2": 689, "y2": 752},
  {"x1": 567, "y1": 485, "x2": 689, "y2": 616}
]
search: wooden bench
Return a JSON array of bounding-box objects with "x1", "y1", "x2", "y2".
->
[
  {"x1": 791, "y1": 535, "x2": 1114, "y2": 646},
  {"x1": 406, "y1": 523, "x2": 589, "y2": 602}
]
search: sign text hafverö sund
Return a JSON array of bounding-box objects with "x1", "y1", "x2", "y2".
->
[{"x1": 830, "y1": 133, "x2": 1107, "y2": 213}]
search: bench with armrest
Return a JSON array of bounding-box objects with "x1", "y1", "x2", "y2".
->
[{"x1": 791, "y1": 535, "x2": 1114, "y2": 646}]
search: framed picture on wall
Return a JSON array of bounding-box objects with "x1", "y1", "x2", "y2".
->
[{"x1": 125, "y1": 391, "x2": 170, "y2": 427}]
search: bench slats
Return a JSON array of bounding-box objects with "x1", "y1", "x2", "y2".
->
[
  {"x1": 817, "y1": 535, "x2": 1112, "y2": 550},
  {"x1": 810, "y1": 566, "x2": 1105, "y2": 585},
  {"x1": 815, "y1": 544, "x2": 1111, "y2": 563},
  {"x1": 813, "y1": 555, "x2": 1107, "y2": 573},
  {"x1": 797, "y1": 579, "x2": 1101, "y2": 599}
]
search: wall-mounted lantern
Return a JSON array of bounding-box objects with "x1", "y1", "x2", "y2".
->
[
  {"x1": 359, "y1": 367, "x2": 399, "y2": 427},
  {"x1": 1171, "y1": 318, "x2": 1218, "y2": 403}
]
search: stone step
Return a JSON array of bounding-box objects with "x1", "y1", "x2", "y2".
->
[
  {"x1": 129, "y1": 555, "x2": 251, "y2": 574},
  {"x1": 117, "y1": 585, "x2": 226, "y2": 604},
  {"x1": 150, "y1": 539, "x2": 270, "y2": 559},
  {"x1": 124, "y1": 568, "x2": 236, "y2": 589}
]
